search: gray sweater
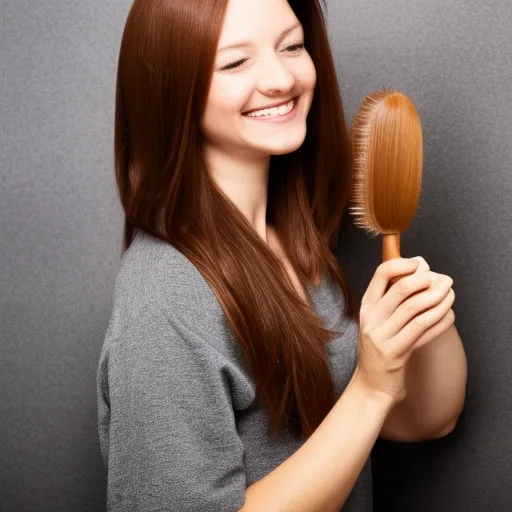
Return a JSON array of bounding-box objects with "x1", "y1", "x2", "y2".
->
[{"x1": 96, "y1": 228, "x2": 372, "y2": 511}]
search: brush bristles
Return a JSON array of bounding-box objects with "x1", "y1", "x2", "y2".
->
[
  {"x1": 349, "y1": 88, "x2": 423, "y2": 237},
  {"x1": 350, "y1": 106, "x2": 378, "y2": 236}
]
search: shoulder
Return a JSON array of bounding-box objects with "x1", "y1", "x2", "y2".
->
[
  {"x1": 97, "y1": 292, "x2": 235, "y2": 413},
  {"x1": 116, "y1": 228, "x2": 206, "y2": 303},
  {"x1": 103, "y1": 228, "x2": 239, "y2": 359}
]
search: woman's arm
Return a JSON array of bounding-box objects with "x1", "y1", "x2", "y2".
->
[
  {"x1": 242, "y1": 372, "x2": 394, "y2": 512},
  {"x1": 379, "y1": 323, "x2": 466, "y2": 442},
  {"x1": 97, "y1": 304, "x2": 249, "y2": 511}
]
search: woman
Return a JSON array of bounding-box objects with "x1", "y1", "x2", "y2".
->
[{"x1": 96, "y1": 0, "x2": 465, "y2": 510}]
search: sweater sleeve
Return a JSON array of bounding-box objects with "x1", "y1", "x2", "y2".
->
[{"x1": 97, "y1": 301, "x2": 247, "y2": 512}]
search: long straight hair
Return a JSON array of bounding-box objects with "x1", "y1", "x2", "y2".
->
[{"x1": 114, "y1": 0, "x2": 357, "y2": 440}]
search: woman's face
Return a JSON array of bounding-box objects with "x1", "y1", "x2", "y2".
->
[{"x1": 201, "y1": 0, "x2": 317, "y2": 159}]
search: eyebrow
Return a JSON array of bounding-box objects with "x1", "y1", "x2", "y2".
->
[{"x1": 217, "y1": 22, "x2": 302, "y2": 52}]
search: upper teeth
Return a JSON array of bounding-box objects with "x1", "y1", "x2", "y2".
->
[{"x1": 245, "y1": 99, "x2": 294, "y2": 117}]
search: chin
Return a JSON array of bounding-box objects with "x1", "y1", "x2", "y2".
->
[
  {"x1": 269, "y1": 142, "x2": 305, "y2": 155},
  {"x1": 252, "y1": 130, "x2": 307, "y2": 156},
  {"x1": 271, "y1": 137, "x2": 306, "y2": 156}
]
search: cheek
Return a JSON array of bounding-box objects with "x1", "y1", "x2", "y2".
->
[
  {"x1": 289, "y1": 54, "x2": 316, "y2": 94},
  {"x1": 204, "y1": 78, "x2": 252, "y2": 120},
  {"x1": 300, "y1": 55, "x2": 317, "y2": 91},
  {"x1": 201, "y1": 78, "x2": 253, "y2": 143}
]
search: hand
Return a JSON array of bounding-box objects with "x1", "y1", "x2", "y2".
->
[
  {"x1": 354, "y1": 257, "x2": 455, "y2": 405},
  {"x1": 405, "y1": 256, "x2": 456, "y2": 351}
]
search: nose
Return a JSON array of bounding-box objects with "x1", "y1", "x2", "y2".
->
[{"x1": 256, "y1": 52, "x2": 296, "y2": 96}]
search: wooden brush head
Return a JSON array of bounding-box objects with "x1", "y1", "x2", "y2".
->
[{"x1": 349, "y1": 88, "x2": 423, "y2": 239}]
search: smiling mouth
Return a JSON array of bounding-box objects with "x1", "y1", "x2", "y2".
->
[{"x1": 242, "y1": 96, "x2": 299, "y2": 118}]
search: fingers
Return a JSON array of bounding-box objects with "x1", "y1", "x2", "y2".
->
[
  {"x1": 379, "y1": 273, "x2": 454, "y2": 337},
  {"x1": 361, "y1": 258, "x2": 421, "y2": 309},
  {"x1": 386, "y1": 255, "x2": 430, "y2": 291},
  {"x1": 410, "y1": 256, "x2": 430, "y2": 274},
  {"x1": 371, "y1": 272, "x2": 434, "y2": 328},
  {"x1": 386, "y1": 285, "x2": 456, "y2": 358},
  {"x1": 411, "y1": 307, "x2": 456, "y2": 351}
]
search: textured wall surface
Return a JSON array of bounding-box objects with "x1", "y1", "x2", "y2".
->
[{"x1": 1, "y1": 0, "x2": 510, "y2": 510}]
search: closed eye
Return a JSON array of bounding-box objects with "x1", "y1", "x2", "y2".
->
[
  {"x1": 221, "y1": 58, "x2": 248, "y2": 71},
  {"x1": 284, "y1": 42, "x2": 305, "y2": 52},
  {"x1": 220, "y1": 42, "x2": 305, "y2": 71}
]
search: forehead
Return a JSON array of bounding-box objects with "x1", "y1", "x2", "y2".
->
[{"x1": 217, "y1": 0, "x2": 299, "y2": 46}]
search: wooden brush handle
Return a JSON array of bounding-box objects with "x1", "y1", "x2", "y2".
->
[{"x1": 382, "y1": 233, "x2": 403, "y2": 287}]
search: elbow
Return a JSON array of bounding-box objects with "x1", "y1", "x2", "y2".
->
[{"x1": 426, "y1": 417, "x2": 459, "y2": 440}]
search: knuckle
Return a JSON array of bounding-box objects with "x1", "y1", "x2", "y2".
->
[
  {"x1": 397, "y1": 282, "x2": 412, "y2": 297},
  {"x1": 403, "y1": 300, "x2": 417, "y2": 314},
  {"x1": 376, "y1": 262, "x2": 388, "y2": 276},
  {"x1": 441, "y1": 275, "x2": 453, "y2": 287},
  {"x1": 440, "y1": 274, "x2": 451, "y2": 284},
  {"x1": 413, "y1": 314, "x2": 429, "y2": 329}
]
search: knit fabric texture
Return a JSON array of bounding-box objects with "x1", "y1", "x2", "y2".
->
[{"x1": 96, "y1": 228, "x2": 372, "y2": 511}]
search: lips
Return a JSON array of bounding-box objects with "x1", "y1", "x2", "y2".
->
[{"x1": 242, "y1": 96, "x2": 299, "y2": 116}]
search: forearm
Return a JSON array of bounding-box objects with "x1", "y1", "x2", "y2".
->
[
  {"x1": 242, "y1": 373, "x2": 394, "y2": 512},
  {"x1": 399, "y1": 324, "x2": 467, "y2": 436}
]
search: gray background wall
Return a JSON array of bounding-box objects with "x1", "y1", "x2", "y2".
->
[{"x1": 1, "y1": 0, "x2": 510, "y2": 510}]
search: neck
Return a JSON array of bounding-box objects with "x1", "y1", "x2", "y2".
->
[{"x1": 203, "y1": 142, "x2": 271, "y2": 242}]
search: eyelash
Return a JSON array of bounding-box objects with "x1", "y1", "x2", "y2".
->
[{"x1": 221, "y1": 42, "x2": 305, "y2": 71}]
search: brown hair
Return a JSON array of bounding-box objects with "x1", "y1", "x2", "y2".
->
[{"x1": 114, "y1": 0, "x2": 357, "y2": 440}]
